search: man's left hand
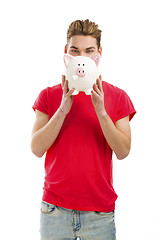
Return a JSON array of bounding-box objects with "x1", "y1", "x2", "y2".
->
[{"x1": 91, "y1": 75, "x2": 106, "y2": 115}]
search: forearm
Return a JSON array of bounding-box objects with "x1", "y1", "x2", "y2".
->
[
  {"x1": 31, "y1": 108, "x2": 66, "y2": 157},
  {"x1": 96, "y1": 111, "x2": 131, "y2": 160}
]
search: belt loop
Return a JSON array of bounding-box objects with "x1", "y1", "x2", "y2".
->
[{"x1": 72, "y1": 210, "x2": 81, "y2": 232}]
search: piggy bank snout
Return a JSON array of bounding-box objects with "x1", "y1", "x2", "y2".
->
[{"x1": 76, "y1": 67, "x2": 85, "y2": 77}]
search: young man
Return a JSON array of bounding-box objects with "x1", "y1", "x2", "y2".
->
[{"x1": 31, "y1": 19, "x2": 136, "y2": 240}]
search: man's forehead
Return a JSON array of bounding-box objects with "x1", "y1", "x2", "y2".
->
[{"x1": 68, "y1": 35, "x2": 97, "y2": 49}]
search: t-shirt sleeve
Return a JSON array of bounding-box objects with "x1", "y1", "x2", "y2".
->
[
  {"x1": 116, "y1": 90, "x2": 136, "y2": 122},
  {"x1": 32, "y1": 88, "x2": 48, "y2": 115}
]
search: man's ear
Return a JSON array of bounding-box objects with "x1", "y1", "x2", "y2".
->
[
  {"x1": 98, "y1": 46, "x2": 102, "y2": 56},
  {"x1": 64, "y1": 44, "x2": 68, "y2": 53}
]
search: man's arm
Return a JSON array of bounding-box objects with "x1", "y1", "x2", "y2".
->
[
  {"x1": 96, "y1": 113, "x2": 131, "y2": 160},
  {"x1": 31, "y1": 76, "x2": 75, "y2": 158},
  {"x1": 91, "y1": 76, "x2": 131, "y2": 160},
  {"x1": 31, "y1": 109, "x2": 66, "y2": 158}
]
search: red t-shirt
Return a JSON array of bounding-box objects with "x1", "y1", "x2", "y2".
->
[{"x1": 32, "y1": 81, "x2": 136, "y2": 212}]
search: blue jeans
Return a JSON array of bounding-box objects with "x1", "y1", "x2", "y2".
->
[{"x1": 40, "y1": 201, "x2": 116, "y2": 240}]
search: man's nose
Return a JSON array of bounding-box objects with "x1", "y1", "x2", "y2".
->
[{"x1": 79, "y1": 52, "x2": 87, "y2": 57}]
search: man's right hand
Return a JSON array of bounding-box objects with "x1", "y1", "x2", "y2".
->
[{"x1": 60, "y1": 75, "x2": 75, "y2": 115}]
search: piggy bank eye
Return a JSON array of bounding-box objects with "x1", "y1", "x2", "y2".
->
[
  {"x1": 83, "y1": 64, "x2": 85, "y2": 66},
  {"x1": 78, "y1": 64, "x2": 80, "y2": 66}
]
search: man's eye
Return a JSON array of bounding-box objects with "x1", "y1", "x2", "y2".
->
[
  {"x1": 86, "y1": 50, "x2": 93, "y2": 53},
  {"x1": 72, "y1": 50, "x2": 78, "y2": 53}
]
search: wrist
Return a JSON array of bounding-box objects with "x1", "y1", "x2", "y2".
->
[
  {"x1": 59, "y1": 107, "x2": 67, "y2": 116},
  {"x1": 95, "y1": 107, "x2": 107, "y2": 118}
]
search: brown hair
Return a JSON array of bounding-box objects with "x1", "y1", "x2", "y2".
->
[{"x1": 67, "y1": 19, "x2": 102, "y2": 49}]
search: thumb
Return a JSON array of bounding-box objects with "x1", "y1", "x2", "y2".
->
[{"x1": 61, "y1": 75, "x2": 65, "y2": 89}]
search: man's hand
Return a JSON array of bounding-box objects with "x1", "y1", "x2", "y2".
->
[
  {"x1": 91, "y1": 75, "x2": 105, "y2": 115},
  {"x1": 60, "y1": 75, "x2": 75, "y2": 115}
]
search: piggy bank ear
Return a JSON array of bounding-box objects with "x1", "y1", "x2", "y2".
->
[
  {"x1": 90, "y1": 54, "x2": 100, "y2": 66},
  {"x1": 64, "y1": 54, "x2": 73, "y2": 67}
]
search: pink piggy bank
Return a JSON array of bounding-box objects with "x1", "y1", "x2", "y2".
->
[{"x1": 64, "y1": 54, "x2": 100, "y2": 95}]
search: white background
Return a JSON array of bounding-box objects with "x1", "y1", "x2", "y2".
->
[{"x1": 0, "y1": 0, "x2": 160, "y2": 239}]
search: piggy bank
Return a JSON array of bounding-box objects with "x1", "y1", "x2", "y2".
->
[{"x1": 64, "y1": 54, "x2": 100, "y2": 95}]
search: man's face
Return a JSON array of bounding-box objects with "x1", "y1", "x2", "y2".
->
[{"x1": 66, "y1": 35, "x2": 102, "y2": 57}]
